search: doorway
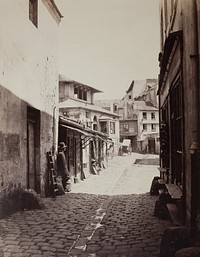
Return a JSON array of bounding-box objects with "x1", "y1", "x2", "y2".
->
[
  {"x1": 27, "y1": 106, "x2": 40, "y2": 193},
  {"x1": 148, "y1": 138, "x2": 155, "y2": 154}
]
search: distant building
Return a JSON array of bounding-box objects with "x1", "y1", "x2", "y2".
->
[
  {"x1": 94, "y1": 99, "x2": 122, "y2": 114},
  {"x1": 95, "y1": 79, "x2": 159, "y2": 153},
  {"x1": 0, "y1": 0, "x2": 62, "y2": 196},
  {"x1": 134, "y1": 101, "x2": 159, "y2": 154},
  {"x1": 134, "y1": 79, "x2": 159, "y2": 108},
  {"x1": 58, "y1": 75, "x2": 120, "y2": 181},
  {"x1": 119, "y1": 117, "x2": 138, "y2": 152}
]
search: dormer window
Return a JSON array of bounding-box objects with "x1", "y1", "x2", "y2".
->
[
  {"x1": 74, "y1": 87, "x2": 78, "y2": 98},
  {"x1": 29, "y1": 0, "x2": 38, "y2": 28},
  {"x1": 74, "y1": 86, "x2": 87, "y2": 101},
  {"x1": 83, "y1": 91, "x2": 87, "y2": 101}
]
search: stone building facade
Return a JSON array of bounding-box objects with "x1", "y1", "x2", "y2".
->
[
  {"x1": 134, "y1": 101, "x2": 159, "y2": 154},
  {"x1": 0, "y1": 0, "x2": 62, "y2": 196},
  {"x1": 158, "y1": 0, "x2": 200, "y2": 236}
]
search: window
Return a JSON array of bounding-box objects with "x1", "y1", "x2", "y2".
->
[
  {"x1": 129, "y1": 95, "x2": 132, "y2": 99},
  {"x1": 29, "y1": 0, "x2": 38, "y2": 27},
  {"x1": 74, "y1": 87, "x2": 78, "y2": 98},
  {"x1": 151, "y1": 112, "x2": 155, "y2": 120},
  {"x1": 86, "y1": 111, "x2": 90, "y2": 119},
  {"x1": 110, "y1": 122, "x2": 115, "y2": 134},
  {"x1": 74, "y1": 112, "x2": 80, "y2": 119},
  {"x1": 93, "y1": 116, "x2": 97, "y2": 130},
  {"x1": 143, "y1": 124, "x2": 147, "y2": 131},
  {"x1": 143, "y1": 112, "x2": 147, "y2": 119},
  {"x1": 74, "y1": 87, "x2": 87, "y2": 101},
  {"x1": 151, "y1": 124, "x2": 156, "y2": 131},
  {"x1": 78, "y1": 89, "x2": 82, "y2": 99},
  {"x1": 100, "y1": 122, "x2": 107, "y2": 134},
  {"x1": 93, "y1": 123, "x2": 97, "y2": 131},
  {"x1": 83, "y1": 91, "x2": 87, "y2": 101},
  {"x1": 123, "y1": 124, "x2": 129, "y2": 132},
  {"x1": 113, "y1": 104, "x2": 117, "y2": 112}
]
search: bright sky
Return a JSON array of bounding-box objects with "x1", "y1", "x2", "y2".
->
[{"x1": 57, "y1": 0, "x2": 160, "y2": 100}]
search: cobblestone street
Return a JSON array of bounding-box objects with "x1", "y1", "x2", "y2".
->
[{"x1": 0, "y1": 154, "x2": 171, "y2": 257}]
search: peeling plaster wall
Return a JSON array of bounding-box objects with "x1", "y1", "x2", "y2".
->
[
  {"x1": 0, "y1": 1, "x2": 60, "y2": 195},
  {"x1": 0, "y1": 86, "x2": 27, "y2": 190}
]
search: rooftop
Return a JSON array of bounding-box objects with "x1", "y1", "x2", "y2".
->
[
  {"x1": 59, "y1": 74, "x2": 102, "y2": 94},
  {"x1": 126, "y1": 79, "x2": 158, "y2": 100},
  {"x1": 126, "y1": 80, "x2": 146, "y2": 98},
  {"x1": 58, "y1": 98, "x2": 120, "y2": 118},
  {"x1": 134, "y1": 101, "x2": 158, "y2": 111}
]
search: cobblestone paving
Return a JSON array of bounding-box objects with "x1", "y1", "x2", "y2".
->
[
  {"x1": 0, "y1": 154, "x2": 171, "y2": 257},
  {"x1": 71, "y1": 194, "x2": 170, "y2": 257},
  {"x1": 0, "y1": 194, "x2": 108, "y2": 257}
]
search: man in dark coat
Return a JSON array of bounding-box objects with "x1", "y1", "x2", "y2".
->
[{"x1": 57, "y1": 142, "x2": 70, "y2": 191}]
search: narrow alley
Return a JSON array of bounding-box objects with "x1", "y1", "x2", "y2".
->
[
  {"x1": 0, "y1": 153, "x2": 171, "y2": 257},
  {"x1": 2, "y1": 1, "x2": 200, "y2": 257}
]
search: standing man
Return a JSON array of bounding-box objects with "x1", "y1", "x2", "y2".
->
[{"x1": 57, "y1": 142, "x2": 70, "y2": 191}]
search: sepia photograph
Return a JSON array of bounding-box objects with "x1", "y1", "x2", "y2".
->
[{"x1": 0, "y1": 0, "x2": 200, "y2": 257}]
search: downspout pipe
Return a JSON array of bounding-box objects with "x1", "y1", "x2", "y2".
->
[
  {"x1": 190, "y1": 0, "x2": 199, "y2": 148},
  {"x1": 53, "y1": 105, "x2": 58, "y2": 156},
  {"x1": 189, "y1": 0, "x2": 200, "y2": 238}
]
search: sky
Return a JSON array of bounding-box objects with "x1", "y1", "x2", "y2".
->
[{"x1": 57, "y1": 0, "x2": 160, "y2": 100}]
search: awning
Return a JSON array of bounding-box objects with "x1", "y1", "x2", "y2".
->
[
  {"x1": 60, "y1": 124, "x2": 93, "y2": 137},
  {"x1": 60, "y1": 124, "x2": 94, "y2": 150},
  {"x1": 59, "y1": 116, "x2": 110, "y2": 147},
  {"x1": 95, "y1": 134, "x2": 108, "y2": 143}
]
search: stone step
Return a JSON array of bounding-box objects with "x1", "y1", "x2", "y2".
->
[
  {"x1": 166, "y1": 203, "x2": 183, "y2": 226},
  {"x1": 165, "y1": 184, "x2": 182, "y2": 199}
]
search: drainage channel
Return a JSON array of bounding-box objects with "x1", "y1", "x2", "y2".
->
[{"x1": 67, "y1": 196, "x2": 114, "y2": 257}]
